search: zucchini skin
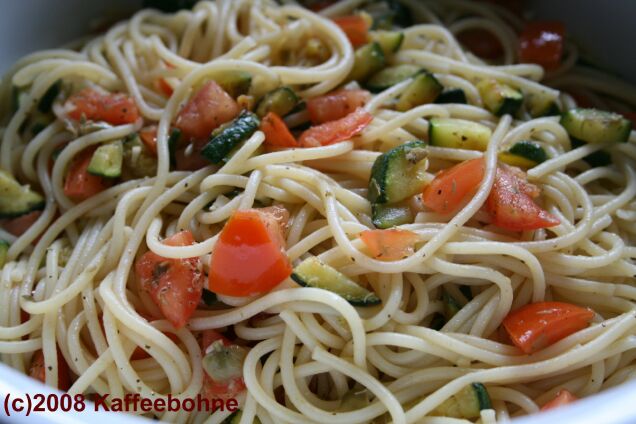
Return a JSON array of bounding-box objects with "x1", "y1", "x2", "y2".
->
[
  {"x1": 368, "y1": 140, "x2": 428, "y2": 204},
  {"x1": 201, "y1": 111, "x2": 260, "y2": 163},
  {"x1": 571, "y1": 138, "x2": 612, "y2": 167},
  {"x1": 396, "y1": 72, "x2": 443, "y2": 112},
  {"x1": 499, "y1": 140, "x2": 548, "y2": 168},
  {"x1": 348, "y1": 42, "x2": 386, "y2": 83},
  {"x1": 369, "y1": 31, "x2": 404, "y2": 56},
  {"x1": 435, "y1": 88, "x2": 467, "y2": 104},
  {"x1": 0, "y1": 170, "x2": 45, "y2": 219},
  {"x1": 428, "y1": 118, "x2": 492, "y2": 151},
  {"x1": 0, "y1": 240, "x2": 9, "y2": 269},
  {"x1": 366, "y1": 64, "x2": 421, "y2": 93},
  {"x1": 560, "y1": 108, "x2": 631, "y2": 144},
  {"x1": 255, "y1": 87, "x2": 300, "y2": 118},
  {"x1": 477, "y1": 79, "x2": 523, "y2": 117},
  {"x1": 38, "y1": 80, "x2": 61, "y2": 113},
  {"x1": 372, "y1": 202, "x2": 413, "y2": 229},
  {"x1": 291, "y1": 257, "x2": 381, "y2": 306}
]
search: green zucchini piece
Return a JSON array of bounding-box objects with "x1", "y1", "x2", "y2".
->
[
  {"x1": 429, "y1": 313, "x2": 446, "y2": 330},
  {"x1": 0, "y1": 240, "x2": 9, "y2": 269},
  {"x1": 560, "y1": 108, "x2": 631, "y2": 144},
  {"x1": 255, "y1": 87, "x2": 300, "y2": 118},
  {"x1": 367, "y1": 64, "x2": 421, "y2": 93},
  {"x1": 88, "y1": 141, "x2": 123, "y2": 179},
  {"x1": 122, "y1": 134, "x2": 157, "y2": 178},
  {"x1": 435, "y1": 88, "x2": 467, "y2": 104},
  {"x1": 368, "y1": 140, "x2": 428, "y2": 204},
  {"x1": 372, "y1": 202, "x2": 413, "y2": 229},
  {"x1": 571, "y1": 138, "x2": 611, "y2": 167},
  {"x1": 168, "y1": 128, "x2": 181, "y2": 168},
  {"x1": 428, "y1": 118, "x2": 492, "y2": 151},
  {"x1": 201, "y1": 110, "x2": 260, "y2": 163},
  {"x1": 526, "y1": 92, "x2": 560, "y2": 117},
  {"x1": 433, "y1": 383, "x2": 492, "y2": 419},
  {"x1": 223, "y1": 411, "x2": 261, "y2": 424},
  {"x1": 216, "y1": 72, "x2": 252, "y2": 98},
  {"x1": 38, "y1": 80, "x2": 61, "y2": 113},
  {"x1": 291, "y1": 257, "x2": 381, "y2": 306},
  {"x1": 459, "y1": 285, "x2": 473, "y2": 301},
  {"x1": 0, "y1": 170, "x2": 45, "y2": 219},
  {"x1": 369, "y1": 31, "x2": 404, "y2": 55},
  {"x1": 499, "y1": 140, "x2": 547, "y2": 168},
  {"x1": 477, "y1": 79, "x2": 523, "y2": 116},
  {"x1": 396, "y1": 72, "x2": 443, "y2": 112},
  {"x1": 201, "y1": 288, "x2": 218, "y2": 306},
  {"x1": 202, "y1": 339, "x2": 246, "y2": 382},
  {"x1": 443, "y1": 291, "x2": 462, "y2": 320},
  {"x1": 348, "y1": 42, "x2": 386, "y2": 84}
]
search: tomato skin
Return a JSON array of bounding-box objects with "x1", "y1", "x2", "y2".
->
[
  {"x1": 139, "y1": 125, "x2": 158, "y2": 156},
  {"x1": 307, "y1": 89, "x2": 371, "y2": 125},
  {"x1": 486, "y1": 165, "x2": 559, "y2": 231},
  {"x1": 261, "y1": 112, "x2": 298, "y2": 147},
  {"x1": 29, "y1": 349, "x2": 71, "y2": 391},
  {"x1": 457, "y1": 29, "x2": 504, "y2": 60},
  {"x1": 519, "y1": 21, "x2": 565, "y2": 70},
  {"x1": 423, "y1": 158, "x2": 486, "y2": 214},
  {"x1": 541, "y1": 389, "x2": 578, "y2": 411},
  {"x1": 3, "y1": 211, "x2": 42, "y2": 237},
  {"x1": 503, "y1": 302, "x2": 594, "y2": 354},
  {"x1": 63, "y1": 148, "x2": 111, "y2": 202},
  {"x1": 135, "y1": 231, "x2": 204, "y2": 329},
  {"x1": 299, "y1": 108, "x2": 373, "y2": 147},
  {"x1": 66, "y1": 88, "x2": 139, "y2": 125},
  {"x1": 156, "y1": 78, "x2": 174, "y2": 97},
  {"x1": 209, "y1": 209, "x2": 291, "y2": 297},
  {"x1": 175, "y1": 81, "x2": 240, "y2": 140},
  {"x1": 332, "y1": 15, "x2": 369, "y2": 47},
  {"x1": 200, "y1": 330, "x2": 246, "y2": 401},
  {"x1": 360, "y1": 229, "x2": 419, "y2": 261}
]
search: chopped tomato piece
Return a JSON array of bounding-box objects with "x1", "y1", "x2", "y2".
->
[
  {"x1": 156, "y1": 78, "x2": 174, "y2": 97},
  {"x1": 518, "y1": 21, "x2": 565, "y2": 70},
  {"x1": 307, "y1": 89, "x2": 371, "y2": 125},
  {"x1": 360, "y1": 229, "x2": 419, "y2": 261},
  {"x1": 63, "y1": 148, "x2": 111, "y2": 202},
  {"x1": 3, "y1": 211, "x2": 42, "y2": 237},
  {"x1": 139, "y1": 125, "x2": 158, "y2": 156},
  {"x1": 175, "y1": 81, "x2": 240, "y2": 140},
  {"x1": 541, "y1": 390, "x2": 578, "y2": 411},
  {"x1": 65, "y1": 88, "x2": 139, "y2": 125},
  {"x1": 258, "y1": 205, "x2": 290, "y2": 231},
  {"x1": 299, "y1": 108, "x2": 373, "y2": 147},
  {"x1": 457, "y1": 29, "x2": 504, "y2": 60},
  {"x1": 423, "y1": 158, "x2": 486, "y2": 214},
  {"x1": 485, "y1": 164, "x2": 560, "y2": 231},
  {"x1": 261, "y1": 112, "x2": 298, "y2": 147},
  {"x1": 503, "y1": 302, "x2": 594, "y2": 354},
  {"x1": 200, "y1": 330, "x2": 246, "y2": 401},
  {"x1": 135, "y1": 230, "x2": 204, "y2": 329},
  {"x1": 209, "y1": 208, "x2": 292, "y2": 297},
  {"x1": 29, "y1": 349, "x2": 71, "y2": 391},
  {"x1": 332, "y1": 15, "x2": 370, "y2": 47}
]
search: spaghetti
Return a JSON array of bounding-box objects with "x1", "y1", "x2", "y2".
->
[{"x1": 1, "y1": 1, "x2": 635, "y2": 423}]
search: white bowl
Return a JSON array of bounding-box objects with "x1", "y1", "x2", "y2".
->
[{"x1": 1, "y1": 1, "x2": 635, "y2": 423}]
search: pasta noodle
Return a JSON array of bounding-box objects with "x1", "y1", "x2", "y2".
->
[{"x1": 0, "y1": 0, "x2": 635, "y2": 423}]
